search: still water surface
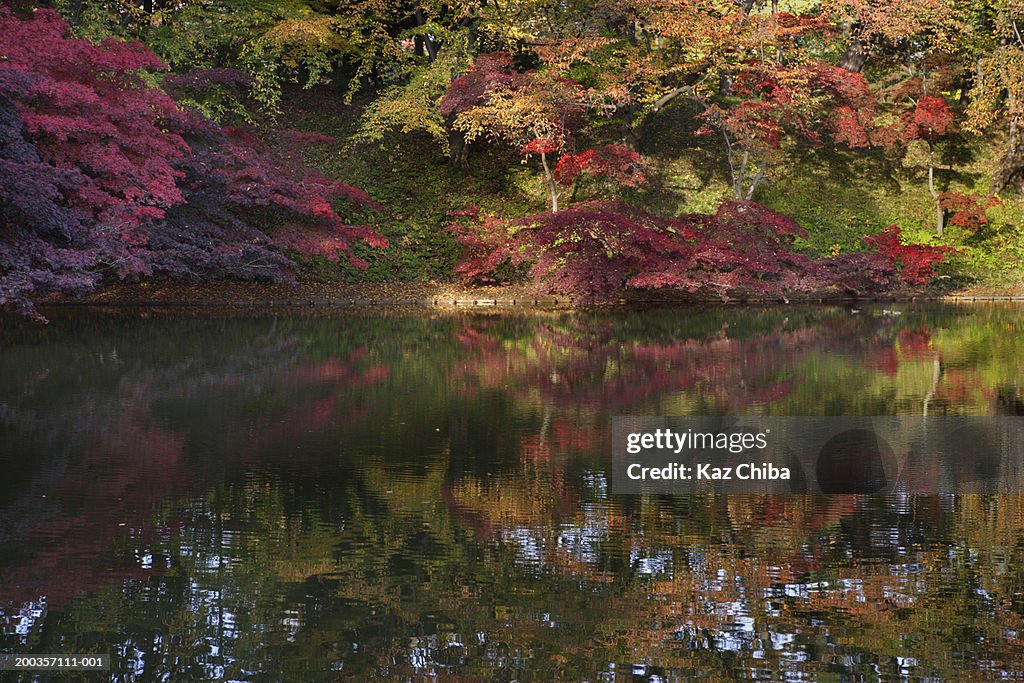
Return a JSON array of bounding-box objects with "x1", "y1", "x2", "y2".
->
[{"x1": 2, "y1": 304, "x2": 1024, "y2": 680}]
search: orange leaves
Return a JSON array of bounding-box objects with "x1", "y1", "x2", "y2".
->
[
  {"x1": 448, "y1": 59, "x2": 586, "y2": 152},
  {"x1": 522, "y1": 137, "x2": 561, "y2": 155},
  {"x1": 823, "y1": 0, "x2": 960, "y2": 47}
]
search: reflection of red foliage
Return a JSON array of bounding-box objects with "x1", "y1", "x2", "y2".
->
[
  {"x1": 873, "y1": 345, "x2": 900, "y2": 377},
  {"x1": 520, "y1": 434, "x2": 553, "y2": 462},
  {"x1": 1, "y1": 347, "x2": 388, "y2": 612},
  {"x1": 448, "y1": 318, "x2": 820, "y2": 415},
  {"x1": 938, "y1": 368, "x2": 985, "y2": 405},
  {"x1": 898, "y1": 325, "x2": 933, "y2": 358},
  {"x1": 0, "y1": 394, "x2": 187, "y2": 608},
  {"x1": 224, "y1": 352, "x2": 387, "y2": 455}
]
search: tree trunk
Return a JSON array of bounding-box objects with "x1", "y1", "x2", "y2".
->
[
  {"x1": 838, "y1": 40, "x2": 866, "y2": 72},
  {"x1": 718, "y1": 72, "x2": 734, "y2": 96},
  {"x1": 623, "y1": 125, "x2": 643, "y2": 152},
  {"x1": 733, "y1": 149, "x2": 748, "y2": 200},
  {"x1": 541, "y1": 151, "x2": 559, "y2": 212},
  {"x1": 729, "y1": 147, "x2": 767, "y2": 200},
  {"x1": 923, "y1": 349, "x2": 941, "y2": 416},
  {"x1": 746, "y1": 165, "x2": 766, "y2": 200},
  {"x1": 414, "y1": 7, "x2": 440, "y2": 62},
  {"x1": 618, "y1": 103, "x2": 645, "y2": 151},
  {"x1": 448, "y1": 127, "x2": 470, "y2": 169},
  {"x1": 928, "y1": 142, "x2": 944, "y2": 236},
  {"x1": 993, "y1": 119, "x2": 1024, "y2": 194},
  {"x1": 67, "y1": 0, "x2": 84, "y2": 26},
  {"x1": 992, "y1": 39, "x2": 1024, "y2": 194}
]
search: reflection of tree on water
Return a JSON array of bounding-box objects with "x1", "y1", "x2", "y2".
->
[
  {"x1": 0, "y1": 314, "x2": 391, "y2": 616},
  {"x1": 1, "y1": 306, "x2": 1024, "y2": 678}
]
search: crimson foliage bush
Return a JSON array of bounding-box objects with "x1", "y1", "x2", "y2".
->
[
  {"x1": 0, "y1": 8, "x2": 384, "y2": 317},
  {"x1": 451, "y1": 202, "x2": 952, "y2": 300}
]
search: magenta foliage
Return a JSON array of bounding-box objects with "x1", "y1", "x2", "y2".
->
[
  {"x1": 452, "y1": 202, "x2": 694, "y2": 298},
  {"x1": 819, "y1": 252, "x2": 899, "y2": 293},
  {"x1": 0, "y1": 9, "x2": 187, "y2": 229},
  {"x1": 140, "y1": 120, "x2": 386, "y2": 281},
  {"x1": 0, "y1": 8, "x2": 385, "y2": 317},
  {"x1": 0, "y1": 7, "x2": 183, "y2": 315},
  {"x1": 818, "y1": 226, "x2": 954, "y2": 293},
  {"x1": 627, "y1": 201, "x2": 833, "y2": 297},
  {"x1": 451, "y1": 201, "x2": 951, "y2": 300}
]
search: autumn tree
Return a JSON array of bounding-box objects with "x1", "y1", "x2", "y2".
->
[
  {"x1": 679, "y1": 7, "x2": 875, "y2": 199},
  {"x1": 0, "y1": 6, "x2": 188, "y2": 315},
  {"x1": 446, "y1": 55, "x2": 640, "y2": 211},
  {"x1": 53, "y1": 0, "x2": 470, "y2": 111},
  {"x1": 824, "y1": 0, "x2": 965, "y2": 74},
  {"x1": 904, "y1": 95, "x2": 955, "y2": 236},
  {"x1": 0, "y1": 7, "x2": 385, "y2": 317},
  {"x1": 967, "y1": 0, "x2": 1024, "y2": 195},
  {"x1": 518, "y1": 2, "x2": 878, "y2": 199},
  {"x1": 824, "y1": 0, "x2": 990, "y2": 233},
  {"x1": 696, "y1": 59, "x2": 875, "y2": 199}
]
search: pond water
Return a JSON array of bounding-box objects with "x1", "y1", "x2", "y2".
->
[{"x1": 2, "y1": 304, "x2": 1024, "y2": 681}]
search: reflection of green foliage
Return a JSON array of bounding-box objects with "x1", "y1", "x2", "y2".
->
[{"x1": 5, "y1": 306, "x2": 1024, "y2": 678}]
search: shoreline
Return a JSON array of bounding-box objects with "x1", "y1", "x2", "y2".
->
[{"x1": 31, "y1": 280, "x2": 1024, "y2": 312}]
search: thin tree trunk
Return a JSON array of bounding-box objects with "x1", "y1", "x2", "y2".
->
[
  {"x1": 718, "y1": 72, "x2": 734, "y2": 96},
  {"x1": 619, "y1": 103, "x2": 645, "y2": 151},
  {"x1": 414, "y1": 7, "x2": 440, "y2": 61},
  {"x1": 746, "y1": 165, "x2": 766, "y2": 200},
  {"x1": 928, "y1": 142, "x2": 943, "y2": 236},
  {"x1": 993, "y1": 119, "x2": 1024, "y2": 194},
  {"x1": 448, "y1": 128, "x2": 470, "y2": 169},
  {"x1": 734, "y1": 149, "x2": 750, "y2": 200},
  {"x1": 541, "y1": 151, "x2": 559, "y2": 212}
]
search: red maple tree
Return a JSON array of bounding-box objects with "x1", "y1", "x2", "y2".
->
[{"x1": 0, "y1": 7, "x2": 385, "y2": 318}]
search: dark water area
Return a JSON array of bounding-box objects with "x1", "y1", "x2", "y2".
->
[{"x1": 1, "y1": 304, "x2": 1024, "y2": 681}]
